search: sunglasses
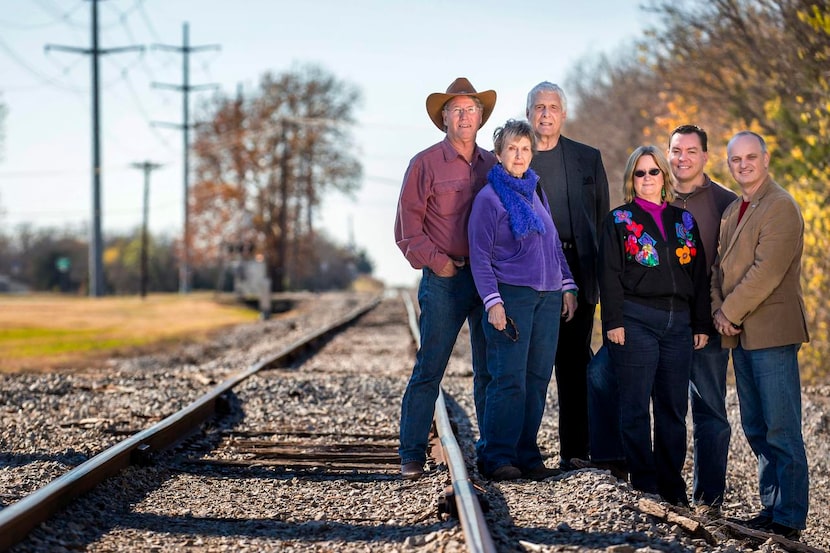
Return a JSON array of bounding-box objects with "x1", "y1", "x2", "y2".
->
[
  {"x1": 634, "y1": 168, "x2": 662, "y2": 178},
  {"x1": 501, "y1": 316, "x2": 519, "y2": 342}
]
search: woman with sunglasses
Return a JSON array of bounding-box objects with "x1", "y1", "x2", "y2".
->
[
  {"x1": 468, "y1": 119, "x2": 577, "y2": 481},
  {"x1": 598, "y1": 145, "x2": 710, "y2": 505}
]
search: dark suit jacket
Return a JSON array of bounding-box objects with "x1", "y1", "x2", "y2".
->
[{"x1": 533, "y1": 135, "x2": 609, "y2": 305}]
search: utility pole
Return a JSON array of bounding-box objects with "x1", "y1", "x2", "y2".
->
[
  {"x1": 130, "y1": 161, "x2": 163, "y2": 299},
  {"x1": 46, "y1": 0, "x2": 143, "y2": 297},
  {"x1": 347, "y1": 214, "x2": 355, "y2": 252},
  {"x1": 152, "y1": 22, "x2": 219, "y2": 294}
]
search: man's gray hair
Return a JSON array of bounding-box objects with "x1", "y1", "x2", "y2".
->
[
  {"x1": 728, "y1": 130, "x2": 768, "y2": 154},
  {"x1": 526, "y1": 81, "x2": 568, "y2": 115}
]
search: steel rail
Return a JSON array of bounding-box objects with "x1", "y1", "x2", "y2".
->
[
  {"x1": 399, "y1": 289, "x2": 496, "y2": 553},
  {"x1": 0, "y1": 295, "x2": 381, "y2": 552}
]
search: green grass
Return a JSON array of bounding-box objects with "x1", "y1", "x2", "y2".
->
[{"x1": 0, "y1": 293, "x2": 260, "y2": 372}]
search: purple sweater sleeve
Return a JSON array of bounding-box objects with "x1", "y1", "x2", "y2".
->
[
  {"x1": 469, "y1": 185, "x2": 577, "y2": 311},
  {"x1": 468, "y1": 188, "x2": 503, "y2": 310}
]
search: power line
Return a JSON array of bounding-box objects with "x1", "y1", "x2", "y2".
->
[
  {"x1": 0, "y1": 36, "x2": 87, "y2": 93},
  {"x1": 135, "y1": 0, "x2": 161, "y2": 42},
  {"x1": 30, "y1": 0, "x2": 88, "y2": 29},
  {"x1": 97, "y1": 0, "x2": 144, "y2": 31},
  {"x1": 120, "y1": 70, "x2": 176, "y2": 151},
  {"x1": 0, "y1": 0, "x2": 85, "y2": 29}
]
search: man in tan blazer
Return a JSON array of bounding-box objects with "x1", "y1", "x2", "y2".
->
[{"x1": 711, "y1": 131, "x2": 809, "y2": 540}]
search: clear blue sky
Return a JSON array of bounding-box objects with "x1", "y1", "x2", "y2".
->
[{"x1": 0, "y1": 0, "x2": 655, "y2": 287}]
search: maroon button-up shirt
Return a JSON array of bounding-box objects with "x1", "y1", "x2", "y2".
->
[{"x1": 394, "y1": 138, "x2": 497, "y2": 273}]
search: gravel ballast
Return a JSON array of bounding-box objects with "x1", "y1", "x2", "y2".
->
[{"x1": 1, "y1": 291, "x2": 827, "y2": 552}]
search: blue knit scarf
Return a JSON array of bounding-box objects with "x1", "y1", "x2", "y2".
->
[{"x1": 488, "y1": 164, "x2": 546, "y2": 240}]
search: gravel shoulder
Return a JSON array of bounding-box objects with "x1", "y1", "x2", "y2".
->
[{"x1": 2, "y1": 292, "x2": 828, "y2": 552}]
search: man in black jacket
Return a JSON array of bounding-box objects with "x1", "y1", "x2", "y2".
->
[{"x1": 526, "y1": 81, "x2": 610, "y2": 469}]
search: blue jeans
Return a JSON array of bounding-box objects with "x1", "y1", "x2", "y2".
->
[
  {"x1": 398, "y1": 266, "x2": 487, "y2": 465},
  {"x1": 689, "y1": 335, "x2": 731, "y2": 506},
  {"x1": 732, "y1": 343, "x2": 809, "y2": 529},
  {"x1": 587, "y1": 345, "x2": 625, "y2": 463},
  {"x1": 608, "y1": 301, "x2": 692, "y2": 505},
  {"x1": 478, "y1": 284, "x2": 562, "y2": 474},
  {"x1": 589, "y1": 336, "x2": 731, "y2": 504}
]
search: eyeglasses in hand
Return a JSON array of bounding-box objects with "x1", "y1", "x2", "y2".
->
[{"x1": 501, "y1": 316, "x2": 519, "y2": 342}]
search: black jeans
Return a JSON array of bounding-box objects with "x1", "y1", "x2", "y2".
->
[{"x1": 553, "y1": 247, "x2": 594, "y2": 464}]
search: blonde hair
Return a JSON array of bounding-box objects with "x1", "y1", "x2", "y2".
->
[{"x1": 622, "y1": 145, "x2": 676, "y2": 203}]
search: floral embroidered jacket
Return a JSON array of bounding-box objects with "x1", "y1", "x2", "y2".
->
[{"x1": 598, "y1": 201, "x2": 711, "y2": 335}]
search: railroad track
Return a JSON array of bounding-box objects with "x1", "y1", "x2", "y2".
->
[
  {"x1": 3, "y1": 291, "x2": 826, "y2": 552},
  {"x1": 1, "y1": 291, "x2": 497, "y2": 552}
]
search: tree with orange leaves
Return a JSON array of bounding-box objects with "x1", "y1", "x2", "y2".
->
[{"x1": 191, "y1": 64, "x2": 362, "y2": 291}]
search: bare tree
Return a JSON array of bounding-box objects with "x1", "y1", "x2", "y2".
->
[
  {"x1": 565, "y1": 45, "x2": 666, "y2": 205},
  {"x1": 191, "y1": 64, "x2": 362, "y2": 291}
]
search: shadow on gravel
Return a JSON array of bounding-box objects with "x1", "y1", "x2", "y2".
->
[
  {"x1": 0, "y1": 451, "x2": 89, "y2": 469},
  {"x1": 507, "y1": 526, "x2": 684, "y2": 551},
  {"x1": 173, "y1": 462, "x2": 403, "y2": 483},
  {"x1": 476, "y1": 478, "x2": 687, "y2": 552},
  {"x1": 0, "y1": 451, "x2": 91, "y2": 509},
  {"x1": 15, "y1": 471, "x2": 453, "y2": 551},
  {"x1": 9, "y1": 388, "x2": 427, "y2": 551},
  {"x1": 440, "y1": 392, "x2": 682, "y2": 552},
  {"x1": 14, "y1": 457, "x2": 450, "y2": 550},
  {"x1": 96, "y1": 513, "x2": 454, "y2": 544}
]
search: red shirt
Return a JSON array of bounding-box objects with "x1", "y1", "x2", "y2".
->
[
  {"x1": 738, "y1": 200, "x2": 750, "y2": 223},
  {"x1": 394, "y1": 137, "x2": 497, "y2": 272}
]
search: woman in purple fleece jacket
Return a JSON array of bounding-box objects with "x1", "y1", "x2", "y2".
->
[{"x1": 468, "y1": 119, "x2": 577, "y2": 481}]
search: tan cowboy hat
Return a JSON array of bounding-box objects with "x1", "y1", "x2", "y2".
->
[{"x1": 425, "y1": 77, "x2": 497, "y2": 131}]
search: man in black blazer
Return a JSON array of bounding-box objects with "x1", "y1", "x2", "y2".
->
[{"x1": 526, "y1": 81, "x2": 610, "y2": 470}]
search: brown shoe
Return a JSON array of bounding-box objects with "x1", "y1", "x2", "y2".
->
[
  {"x1": 522, "y1": 464, "x2": 563, "y2": 480},
  {"x1": 570, "y1": 458, "x2": 628, "y2": 481},
  {"x1": 400, "y1": 461, "x2": 424, "y2": 480},
  {"x1": 490, "y1": 465, "x2": 522, "y2": 481}
]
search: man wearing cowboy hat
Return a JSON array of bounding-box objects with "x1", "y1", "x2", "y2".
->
[{"x1": 394, "y1": 77, "x2": 497, "y2": 480}]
